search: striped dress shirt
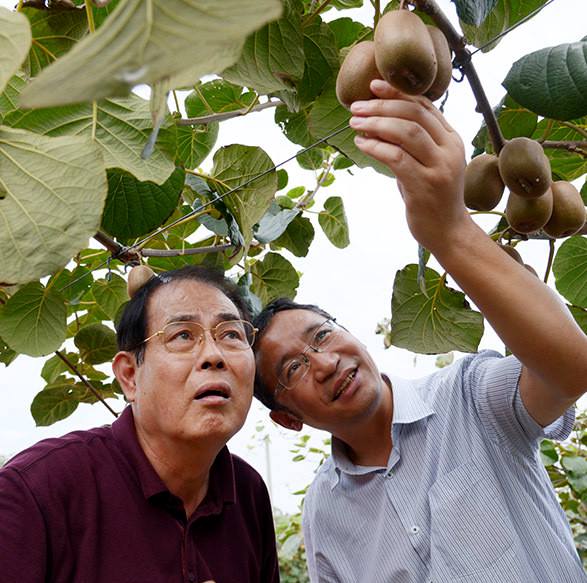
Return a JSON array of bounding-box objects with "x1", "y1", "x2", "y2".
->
[{"x1": 302, "y1": 351, "x2": 586, "y2": 582}]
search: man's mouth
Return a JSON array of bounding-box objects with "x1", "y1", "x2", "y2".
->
[
  {"x1": 194, "y1": 384, "x2": 231, "y2": 401},
  {"x1": 333, "y1": 369, "x2": 357, "y2": 401}
]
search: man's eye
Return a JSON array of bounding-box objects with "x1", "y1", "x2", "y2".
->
[
  {"x1": 286, "y1": 360, "x2": 302, "y2": 380},
  {"x1": 314, "y1": 328, "x2": 332, "y2": 345},
  {"x1": 170, "y1": 328, "x2": 195, "y2": 342},
  {"x1": 219, "y1": 328, "x2": 245, "y2": 341}
]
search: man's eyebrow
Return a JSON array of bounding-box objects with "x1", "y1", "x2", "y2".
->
[
  {"x1": 276, "y1": 319, "x2": 326, "y2": 373},
  {"x1": 164, "y1": 312, "x2": 241, "y2": 326}
]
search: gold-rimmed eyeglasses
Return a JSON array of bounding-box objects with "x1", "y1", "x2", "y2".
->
[
  {"x1": 276, "y1": 318, "x2": 342, "y2": 392},
  {"x1": 142, "y1": 320, "x2": 257, "y2": 354}
]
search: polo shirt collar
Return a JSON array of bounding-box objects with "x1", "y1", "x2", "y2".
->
[
  {"x1": 112, "y1": 406, "x2": 236, "y2": 509},
  {"x1": 330, "y1": 374, "x2": 434, "y2": 485}
]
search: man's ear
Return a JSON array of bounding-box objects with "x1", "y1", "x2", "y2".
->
[
  {"x1": 270, "y1": 409, "x2": 303, "y2": 432},
  {"x1": 112, "y1": 351, "x2": 138, "y2": 403}
]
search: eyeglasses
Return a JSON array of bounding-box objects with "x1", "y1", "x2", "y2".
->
[
  {"x1": 276, "y1": 319, "x2": 341, "y2": 392},
  {"x1": 143, "y1": 320, "x2": 257, "y2": 354}
]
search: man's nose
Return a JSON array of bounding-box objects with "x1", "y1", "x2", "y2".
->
[
  {"x1": 196, "y1": 330, "x2": 226, "y2": 370},
  {"x1": 308, "y1": 348, "x2": 338, "y2": 382}
]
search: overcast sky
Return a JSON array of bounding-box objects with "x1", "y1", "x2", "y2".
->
[{"x1": 1, "y1": 0, "x2": 585, "y2": 512}]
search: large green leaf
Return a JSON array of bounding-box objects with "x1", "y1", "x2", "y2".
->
[
  {"x1": 0, "y1": 282, "x2": 67, "y2": 356},
  {"x1": 22, "y1": 6, "x2": 88, "y2": 76},
  {"x1": 275, "y1": 104, "x2": 313, "y2": 147},
  {"x1": 532, "y1": 117, "x2": 587, "y2": 181},
  {"x1": 19, "y1": 0, "x2": 282, "y2": 108},
  {"x1": 223, "y1": 0, "x2": 305, "y2": 94},
  {"x1": 453, "y1": 0, "x2": 498, "y2": 26},
  {"x1": 318, "y1": 196, "x2": 350, "y2": 248},
  {"x1": 250, "y1": 252, "x2": 300, "y2": 305},
  {"x1": 5, "y1": 95, "x2": 175, "y2": 184},
  {"x1": 390, "y1": 264, "x2": 484, "y2": 354},
  {"x1": 74, "y1": 323, "x2": 117, "y2": 364},
  {"x1": 31, "y1": 379, "x2": 82, "y2": 426},
  {"x1": 0, "y1": 73, "x2": 26, "y2": 119},
  {"x1": 185, "y1": 80, "x2": 257, "y2": 118},
  {"x1": 41, "y1": 353, "x2": 72, "y2": 384},
  {"x1": 461, "y1": 0, "x2": 548, "y2": 52},
  {"x1": 273, "y1": 215, "x2": 315, "y2": 257},
  {"x1": 0, "y1": 8, "x2": 31, "y2": 95},
  {"x1": 101, "y1": 167, "x2": 184, "y2": 239},
  {"x1": 0, "y1": 127, "x2": 106, "y2": 284},
  {"x1": 553, "y1": 236, "x2": 587, "y2": 308},
  {"x1": 328, "y1": 17, "x2": 371, "y2": 49},
  {"x1": 503, "y1": 41, "x2": 587, "y2": 121},
  {"x1": 158, "y1": 123, "x2": 218, "y2": 170},
  {"x1": 255, "y1": 203, "x2": 299, "y2": 243},
  {"x1": 0, "y1": 336, "x2": 17, "y2": 367},
  {"x1": 210, "y1": 145, "x2": 278, "y2": 245},
  {"x1": 91, "y1": 274, "x2": 128, "y2": 321},
  {"x1": 49, "y1": 266, "x2": 93, "y2": 304},
  {"x1": 307, "y1": 83, "x2": 394, "y2": 176},
  {"x1": 570, "y1": 305, "x2": 587, "y2": 335}
]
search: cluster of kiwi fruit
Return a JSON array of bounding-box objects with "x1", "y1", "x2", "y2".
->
[
  {"x1": 335, "y1": 8, "x2": 453, "y2": 108},
  {"x1": 464, "y1": 137, "x2": 586, "y2": 239}
]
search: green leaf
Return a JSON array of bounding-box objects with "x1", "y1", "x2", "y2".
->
[
  {"x1": 0, "y1": 282, "x2": 67, "y2": 357},
  {"x1": 22, "y1": 6, "x2": 88, "y2": 76},
  {"x1": 158, "y1": 122, "x2": 218, "y2": 170},
  {"x1": 0, "y1": 8, "x2": 31, "y2": 95},
  {"x1": 74, "y1": 323, "x2": 117, "y2": 364},
  {"x1": 275, "y1": 105, "x2": 313, "y2": 147},
  {"x1": 318, "y1": 196, "x2": 350, "y2": 248},
  {"x1": 41, "y1": 353, "x2": 71, "y2": 384},
  {"x1": 91, "y1": 274, "x2": 128, "y2": 321},
  {"x1": 185, "y1": 80, "x2": 257, "y2": 117},
  {"x1": 0, "y1": 127, "x2": 107, "y2": 284},
  {"x1": 308, "y1": 82, "x2": 393, "y2": 176},
  {"x1": 92, "y1": 0, "x2": 122, "y2": 28},
  {"x1": 333, "y1": 154, "x2": 354, "y2": 170},
  {"x1": 49, "y1": 266, "x2": 93, "y2": 304},
  {"x1": 453, "y1": 0, "x2": 498, "y2": 26},
  {"x1": 569, "y1": 305, "x2": 587, "y2": 335},
  {"x1": 277, "y1": 169, "x2": 289, "y2": 190},
  {"x1": 31, "y1": 379, "x2": 81, "y2": 426},
  {"x1": 328, "y1": 17, "x2": 371, "y2": 49},
  {"x1": 390, "y1": 265, "x2": 484, "y2": 354},
  {"x1": 5, "y1": 95, "x2": 175, "y2": 184},
  {"x1": 255, "y1": 203, "x2": 299, "y2": 243},
  {"x1": 461, "y1": 0, "x2": 548, "y2": 52},
  {"x1": 250, "y1": 252, "x2": 300, "y2": 305},
  {"x1": 581, "y1": 181, "x2": 587, "y2": 205},
  {"x1": 19, "y1": 0, "x2": 283, "y2": 108},
  {"x1": 101, "y1": 167, "x2": 184, "y2": 239},
  {"x1": 503, "y1": 41, "x2": 587, "y2": 121},
  {"x1": 562, "y1": 455, "x2": 587, "y2": 477},
  {"x1": 223, "y1": 0, "x2": 305, "y2": 94},
  {"x1": 0, "y1": 336, "x2": 17, "y2": 367},
  {"x1": 0, "y1": 73, "x2": 26, "y2": 118},
  {"x1": 553, "y1": 236, "x2": 587, "y2": 308},
  {"x1": 297, "y1": 18, "x2": 340, "y2": 104},
  {"x1": 273, "y1": 215, "x2": 315, "y2": 257},
  {"x1": 210, "y1": 145, "x2": 278, "y2": 245},
  {"x1": 540, "y1": 440, "x2": 558, "y2": 466},
  {"x1": 296, "y1": 147, "x2": 325, "y2": 170}
]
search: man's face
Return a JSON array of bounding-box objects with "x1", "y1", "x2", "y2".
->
[
  {"x1": 127, "y1": 280, "x2": 255, "y2": 445},
  {"x1": 255, "y1": 309, "x2": 385, "y2": 435}
]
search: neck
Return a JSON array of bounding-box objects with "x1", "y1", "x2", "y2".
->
[
  {"x1": 339, "y1": 376, "x2": 394, "y2": 467},
  {"x1": 135, "y1": 425, "x2": 223, "y2": 517}
]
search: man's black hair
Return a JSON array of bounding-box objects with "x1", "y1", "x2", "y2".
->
[
  {"x1": 252, "y1": 298, "x2": 333, "y2": 411},
  {"x1": 116, "y1": 265, "x2": 251, "y2": 365}
]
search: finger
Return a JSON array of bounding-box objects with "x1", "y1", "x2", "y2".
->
[
  {"x1": 370, "y1": 78, "x2": 457, "y2": 136},
  {"x1": 354, "y1": 134, "x2": 419, "y2": 175},
  {"x1": 350, "y1": 116, "x2": 440, "y2": 167},
  {"x1": 350, "y1": 98, "x2": 448, "y2": 146}
]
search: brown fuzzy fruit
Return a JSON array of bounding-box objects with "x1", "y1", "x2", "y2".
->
[
  {"x1": 524, "y1": 264, "x2": 539, "y2": 278},
  {"x1": 127, "y1": 264, "x2": 155, "y2": 298},
  {"x1": 542, "y1": 181, "x2": 587, "y2": 238},
  {"x1": 336, "y1": 41, "x2": 382, "y2": 110},
  {"x1": 505, "y1": 189, "x2": 553, "y2": 234},
  {"x1": 464, "y1": 154, "x2": 505, "y2": 211},
  {"x1": 374, "y1": 10, "x2": 437, "y2": 95},
  {"x1": 498, "y1": 244, "x2": 524, "y2": 265},
  {"x1": 424, "y1": 26, "x2": 452, "y2": 101},
  {"x1": 498, "y1": 137, "x2": 551, "y2": 199}
]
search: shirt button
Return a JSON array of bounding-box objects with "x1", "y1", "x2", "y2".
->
[
  {"x1": 386, "y1": 469, "x2": 393, "y2": 477},
  {"x1": 410, "y1": 525, "x2": 420, "y2": 535}
]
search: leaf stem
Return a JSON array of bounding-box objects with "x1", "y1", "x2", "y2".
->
[
  {"x1": 84, "y1": 0, "x2": 96, "y2": 32},
  {"x1": 543, "y1": 238, "x2": 556, "y2": 284},
  {"x1": 304, "y1": 0, "x2": 333, "y2": 25},
  {"x1": 172, "y1": 90, "x2": 181, "y2": 115},
  {"x1": 54, "y1": 351, "x2": 119, "y2": 418}
]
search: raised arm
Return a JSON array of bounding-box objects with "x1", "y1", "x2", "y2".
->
[{"x1": 351, "y1": 79, "x2": 587, "y2": 426}]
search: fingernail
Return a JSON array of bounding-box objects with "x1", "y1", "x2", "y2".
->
[
  {"x1": 349, "y1": 116, "x2": 364, "y2": 128},
  {"x1": 350, "y1": 101, "x2": 366, "y2": 113},
  {"x1": 354, "y1": 135, "x2": 366, "y2": 145},
  {"x1": 371, "y1": 79, "x2": 387, "y2": 90}
]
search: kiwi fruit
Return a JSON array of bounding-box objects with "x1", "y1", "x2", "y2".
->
[
  {"x1": 524, "y1": 264, "x2": 539, "y2": 278},
  {"x1": 506, "y1": 188, "x2": 553, "y2": 234},
  {"x1": 127, "y1": 264, "x2": 155, "y2": 298},
  {"x1": 498, "y1": 244, "x2": 523, "y2": 265},
  {"x1": 464, "y1": 154, "x2": 505, "y2": 211},
  {"x1": 336, "y1": 41, "x2": 382, "y2": 110},
  {"x1": 374, "y1": 10, "x2": 437, "y2": 95},
  {"x1": 498, "y1": 137, "x2": 551, "y2": 199},
  {"x1": 543, "y1": 181, "x2": 587, "y2": 238},
  {"x1": 424, "y1": 26, "x2": 452, "y2": 101}
]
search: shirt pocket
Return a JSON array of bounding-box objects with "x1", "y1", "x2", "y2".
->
[{"x1": 428, "y1": 460, "x2": 520, "y2": 580}]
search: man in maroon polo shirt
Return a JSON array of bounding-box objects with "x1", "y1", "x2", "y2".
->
[{"x1": 0, "y1": 266, "x2": 280, "y2": 583}]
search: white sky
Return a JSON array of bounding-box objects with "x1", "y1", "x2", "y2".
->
[{"x1": 0, "y1": 0, "x2": 586, "y2": 512}]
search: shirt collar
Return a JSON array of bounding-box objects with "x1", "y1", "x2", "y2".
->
[
  {"x1": 329, "y1": 374, "x2": 435, "y2": 486},
  {"x1": 112, "y1": 406, "x2": 236, "y2": 511}
]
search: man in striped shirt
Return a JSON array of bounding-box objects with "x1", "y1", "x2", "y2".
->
[{"x1": 252, "y1": 80, "x2": 587, "y2": 582}]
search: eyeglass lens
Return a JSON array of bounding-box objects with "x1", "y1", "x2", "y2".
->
[{"x1": 162, "y1": 320, "x2": 254, "y2": 353}]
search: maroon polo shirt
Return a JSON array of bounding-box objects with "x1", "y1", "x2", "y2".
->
[{"x1": 0, "y1": 407, "x2": 279, "y2": 583}]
